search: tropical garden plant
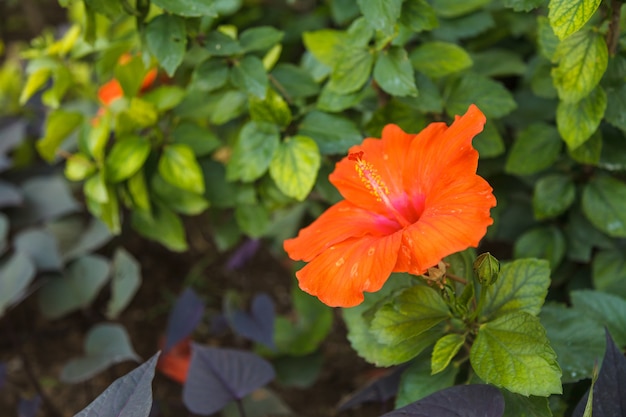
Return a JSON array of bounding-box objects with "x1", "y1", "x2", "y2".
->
[{"x1": 1, "y1": 0, "x2": 626, "y2": 416}]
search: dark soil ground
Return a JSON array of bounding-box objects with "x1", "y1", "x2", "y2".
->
[{"x1": 0, "y1": 216, "x2": 389, "y2": 417}]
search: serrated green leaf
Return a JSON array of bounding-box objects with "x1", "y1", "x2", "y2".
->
[
  {"x1": 537, "y1": 16, "x2": 560, "y2": 61},
  {"x1": 37, "y1": 110, "x2": 83, "y2": 162},
  {"x1": 298, "y1": 111, "x2": 362, "y2": 155},
  {"x1": 481, "y1": 259, "x2": 551, "y2": 320},
  {"x1": 592, "y1": 249, "x2": 626, "y2": 298},
  {"x1": 356, "y1": 0, "x2": 402, "y2": 33},
  {"x1": 582, "y1": 175, "x2": 626, "y2": 237},
  {"x1": 503, "y1": 0, "x2": 545, "y2": 12},
  {"x1": 431, "y1": 0, "x2": 493, "y2": 18},
  {"x1": 240, "y1": 26, "x2": 284, "y2": 52},
  {"x1": 500, "y1": 390, "x2": 552, "y2": 417},
  {"x1": 131, "y1": 205, "x2": 187, "y2": 252},
  {"x1": 191, "y1": 58, "x2": 229, "y2": 92},
  {"x1": 142, "y1": 85, "x2": 186, "y2": 111},
  {"x1": 505, "y1": 123, "x2": 562, "y2": 175},
  {"x1": 116, "y1": 98, "x2": 158, "y2": 132},
  {"x1": 556, "y1": 86, "x2": 606, "y2": 150},
  {"x1": 513, "y1": 226, "x2": 566, "y2": 270},
  {"x1": 158, "y1": 144, "x2": 205, "y2": 194},
  {"x1": 568, "y1": 130, "x2": 602, "y2": 165},
  {"x1": 269, "y1": 136, "x2": 320, "y2": 201},
  {"x1": 605, "y1": 84, "x2": 626, "y2": 132},
  {"x1": 370, "y1": 285, "x2": 450, "y2": 364},
  {"x1": 565, "y1": 207, "x2": 614, "y2": 263},
  {"x1": 474, "y1": 122, "x2": 505, "y2": 158},
  {"x1": 171, "y1": 122, "x2": 220, "y2": 157},
  {"x1": 249, "y1": 88, "x2": 292, "y2": 128},
  {"x1": 471, "y1": 49, "x2": 526, "y2": 77},
  {"x1": 548, "y1": 0, "x2": 601, "y2": 40},
  {"x1": 533, "y1": 174, "x2": 576, "y2": 220},
  {"x1": 445, "y1": 72, "x2": 516, "y2": 118},
  {"x1": 571, "y1": 290, "x2": 626, "y2": 346},
  {"x1": 226, "y1": 121, "x2": 279, "y2": 182},
  {"x1": 204, "y1": 31, "x2": 242, "y2": 56},
  {"x1": 410, "y1": 42, "x2": 472, "y2": 78},
  {"x1": 230, "y1": 55, "x2": 268, "y2": 99},
  {"x1": 327, "y1": 48, "x2": 374, "y2": 94},
  {"x1": 551, "y1": 30, "x2": 608, "y2": 103},
  {"x1": 399, "y1": 0, "x2": 438, "y2": 32},
  {"x1": 145, "y1": 14, "x2": 187, "y2": 76},
  {"x1": 302, "y1": 30, "x2": 346, "y2": 68},
  {"x1": 470, "y1": 312, "x2": 562, "y2": 396},
  {"x1": 395, "y1": 353, "x2": 458, "y2": 408},
  {"x1": 151, "y1": 174, "x2": 209, "y2": 215},
  {"x1": 235, "y1": 204, "x2": 270, "y2": 237},
  {"x1": 271, "y1": 64, "x2": 320, "y2": 99},
  {"x1": 373, "y1": 46, "x2": 417, "y2": 97},
  {"x1": 431, "y1": 334, "x2": 465, "y2": 374},
  {"x1": 150, "y1": 0, "x2": 217, "y2": 16},
  {"x1": 105, "y1": 136, "x2": 151, "y2": 183}
]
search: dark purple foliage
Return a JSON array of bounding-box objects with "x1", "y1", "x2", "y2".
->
[
  {"x1": 226, "y1": 239, "x2": 260, "y2": 270},
  {"x1": 18, "y1": 395, "x2": 41, "y2": 417},
  {"x1": 74, "y1": 352, "x2": 160, "y2": 417},
  {"x1": 164, "y1": 288, "x2": 205, "y2": 353},
  {"x1": 573, "y1": 329, "x2": 626, "y2": 417},
  {"x1": 230, "y1": 293, "x2": 275, "y2": 350},
  {"x1": 338, "y1": 365, "x2": 408, "y2": 411},
  {"x1": 381, "y1": 385, "x2": 505, "y2": 417},
  {"x1": 183, "y1": 344, "x2": 275, "y2": 415}
]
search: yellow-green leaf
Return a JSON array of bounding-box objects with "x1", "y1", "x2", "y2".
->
[{"x1": 548, "y1": 0, "x2": 602, "y2": 40}]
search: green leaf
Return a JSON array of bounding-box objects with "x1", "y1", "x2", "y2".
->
[
  {"x1": 85, "y1": 183, "x2": 120, "y2": 234},
  {"x1": 431, "y1": 0, "x2": 493, "y2": 18},
  {"x1": 582, "y1": 175, "x2": 626, "y2": 237},
  {"x1": 298, "y1": 111, "x2": 362, "y2": 155},
  {"x1": 302, "y1": 30, "x2": 345, "y2": 68},
  {"x1": 505, "y1": 123, "x2": 562, "y2": 176},
  {"x1": 513, "y1": 226, "x2": 566, "y2": 270},
  {"x1": 209, "y1": 90, "x2": 247, "y2": 125},
  {"x1": 65, "y1": 153, "x2": 96, "y2": 181},
  {"x1": 158, "y1": 144, "x2": 205, "y2": 194},
  {"x1": 84, "y1": 173, "x2": 109, "y2": 204},
  {"x1": 269, "y1": 136, "x2": 320, "y2": 201},
  {"x1": 145, "y1": 14, "x2": 187, "y2": 76},
  {"x1": 471, "y1": 50, "x2": 526, "y2": 77},
  {"x1": 605, "y1": 84, "x2": 626, "y2": 132},
  {"x1": 399, "y1": 0, "x2": 438, "y2": 32},
  {"x1": 37, "y1": 110, "x2": 83, "y2": 162},
  {"x1": 445, "y1": 73, "x2": 516, "y2": 118},
  {"x1": 271, "y1": 64, "x2": 320, "y2": 99},
  {"x1": 556, "y1": 86, "x2": 606, "y2": 150},
  {"x1": 370, "y1": 285, "x2": 450, "y2": 364},
  {"x1": 131, "y1": 205, "x2": 187, "y2": 252},
  {"x1": 60, "y1": 323, "x2": 140, "y2": 383},
  {"x1": 142, "y1": 86, "x2": 186, "y2": 111},
  {"x1": 115, "y1": 98, "x2": 158, "y2": 132},
  {"x1": 204, "y1": 31, "x2": 242, "y2": 56},
  {"x1": 551, "y1": 30, "x2": 608, "y2": 103},
  {"x1": 537, "y1": 16, "x2": 560, "y2": 61},
  {"x1": 356, "y1": 0, "x2": 402, "y2": 33},
  {"x1": 0, "y1": 253, "x2": 36, "y2": 317},
  {"x1": 83, "y1": 0, "x2": 123, "y2": 18},
  {"x1": 431, "y1": 334, "x2": 465, "y2": 374},
  {"x1": 249, "y1": 88, "x2": 292, "y2": 128},
  {"x1": 38, "y1": 255, "x2": 111, "y2": 319},
  {"x1": 150, "y1": 0, "x2": 217, "y2": 17},
  {"x1": 240, "y1": 26, "x2": 284, "y2": 52},
  {"x1": 327, "y1": 48, "x2": 374, "y2": 94},
  {"x1": 85, "y1": 116, "x2": 110, "y2": 162},
  {"x1": 152, "y1": 174, "x2": 209, "y2": 215},
  {"x1": 106, "y1": 248, "x2": 141, "y2": 319},
  {"x1": 571, "y1": 289, "x2": 626, "y2": 346},
  {"x1": 20, "y1": 67, "x2": 51, "y2": 105},
  {"x1": 230, "y1": 55, "x2": 268, "y2": 99},
  {"x1": 42, "y1": 66, "x2": 72, "y2": 109},
  {"x1": 470, "y1": 312, "x2": 562, "y2": 396},
  {"x1": 113, "y1": 56, "x2": 148, "y2": 98},
  {"x1": 395, "y1": 353, "x2": 458, "y2": 408},
  {"x1": 533, "y1": 174, "x2": 576, "y2": 220},
  {"x1": 540, "y1": 302, "x2": 605, "y2": 383},
  {"x1": 191, "y1": 58, "x2": 230, "y2": 92},
  {"x1": 565, "y1": 208, "x2": 614, "y2": 263},
  {"x1": 105, "y1": 136, "x2": 151, "y2": 183},
  {"x1": 317, "y1": 84, "x2": 371, "y2": 113},
  {"x1": 503, "y1": 0, "x2": 545, "y2": 12},
  {"x1": 235, "y1": 204, "x2": 270, "y2": 238},
  {"x1": 593, "y1": 249, "x2": 626, "y2": 298},
  {"x1": 481, "y1": 259, "x2": 551, "y2": 320},
  {"x1": 568, "y1": 130, "x2": 602, "y2": 165},
  {"x1": 373, "y1": 46, "x2": 418, "y2": 97},
  {"x1": 548, "y1": 0, "x2": 602, "y2": 40},
  {"x1": 474, "y1": 122, "x2": 505, "y2": 158},
  {"x1": 500, "y1": 391, "x2": 552, "y2": 417},
  {"x1": 127, "y1": 170, "x2": 151, "y2": 211},
  {"x1": 410, "y1": 42, "x2": 472, "y2": 78},
  {"x1": 227, "y1": 121, "x2": 280, "y2": 182},
  {"x1": 171, "y1": 122, "x2": 220, "y2": 157}
]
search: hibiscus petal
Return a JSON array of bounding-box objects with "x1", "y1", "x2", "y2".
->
[
  {"x1": 330, "y1": 124, "x2": 416, "y2": 214},
  {"x1": 284, "y1": 201, "x2": 400, "y2": 263},
  {"x1": 395, "y1": 175, "x2": 496, "y2": 274},
  {"x1": 296, "y1": 232, "x2": 403, "y2": 307}
]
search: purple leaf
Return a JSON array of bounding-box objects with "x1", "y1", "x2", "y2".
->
[
  {"x1": 164, "y1": 288, "x2": 205, "y2": 352},
  {"x1": 226, "y1": 239, "x2": 260, "y2": 270},
  {"x1": 230, "y1": 293, "x2": 275, "y2": 350},
  {"x1": 338, "y1": 365, "x2": 408, "y2": 411},
  {"x1": 18, "y1": 396, "x2": 41, "y2": 417},
  {"x1": 382, "y1": 385, "x2": 504, "y2": 417},
  {"x1": 74, "y1": 352, "x2": 160, "y2": 417},
  {"x1": 183, "y1": 344, "x2": 275, "y2": 415},
  {"x1": 573, "y1": 329, "x2": 626, "y2": 417}
]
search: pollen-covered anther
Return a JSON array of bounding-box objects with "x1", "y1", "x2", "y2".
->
[{"x1": 351, "y1": 154, "x2": 389, "y2": 202}]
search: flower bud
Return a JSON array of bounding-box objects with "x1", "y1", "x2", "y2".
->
[{"x1": 473, "y1": 252, "x2": 500, "y2": 286}]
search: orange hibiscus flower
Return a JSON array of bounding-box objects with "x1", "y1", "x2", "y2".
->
[
  {"x1": 97, "y1": 54, "x2": 158, "y2": 106},
  {"x1": 284, "y1": 104, "x2": 496, "y2": 307}
]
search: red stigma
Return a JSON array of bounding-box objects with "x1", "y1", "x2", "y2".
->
[{"x1": 348, "y1": 151, "x2": 364, "y2": 161}]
